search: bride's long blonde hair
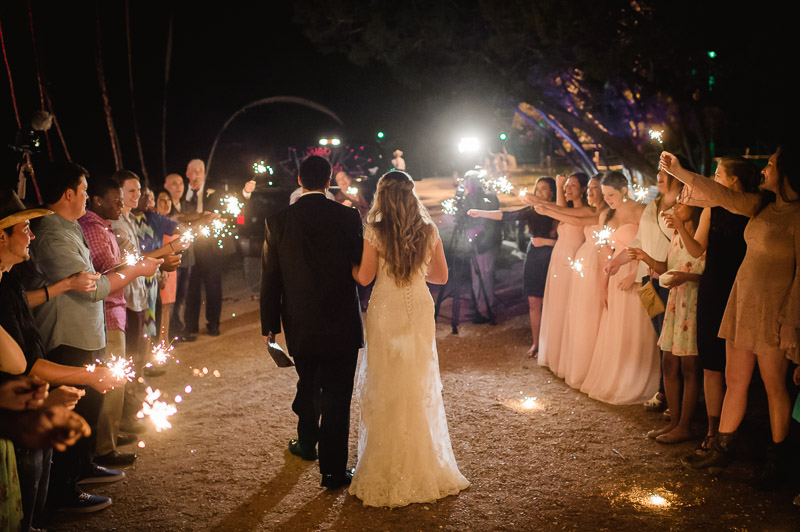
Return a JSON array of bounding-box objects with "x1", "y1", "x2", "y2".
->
[{"x1": 366, "y1": 171, "x2": 437, "y2": 286}]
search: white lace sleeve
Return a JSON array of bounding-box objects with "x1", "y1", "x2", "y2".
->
[{"x1": 364, "y1": 224, "x2": 380, "y2": 250}]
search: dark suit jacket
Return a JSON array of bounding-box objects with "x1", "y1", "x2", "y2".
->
[{"x1": 260, "y1": 193, "x2": 364, "y2": 356}]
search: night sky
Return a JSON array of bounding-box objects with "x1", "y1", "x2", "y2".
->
[
  {"x1": 1, "y1": 2, "x2": 795, "y2": 188},
  {"x1": 1, "y1": 2, "x2": 502, "y2": 186}
]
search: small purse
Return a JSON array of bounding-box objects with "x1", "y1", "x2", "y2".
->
[{"x1": 637, "y1": 278, "x2": 665, "y2": 318}]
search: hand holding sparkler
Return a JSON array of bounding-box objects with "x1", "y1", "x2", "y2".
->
[
  {"x1": 659, "y1": 151, "x2": 683, "y2": 176},
  {"x1": 0, "y1": 376, "x2": 48, "y2": 411},
  {"x1": 244, "y1": 180, "x2": 256, "y2": 194},
  {"x1": 12, "y1": 405, "x2": 91, "y2": 451},
  {"x1": 43, "y1": 386, "x2": 85, "y2": 410},
  {"x1": 627, "y1": 247, "x2": 648, "y2": 262}
]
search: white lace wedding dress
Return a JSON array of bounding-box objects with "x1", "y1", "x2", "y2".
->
[{"x1": 349, "y1": 226, "x2": 470, "y2": 507}]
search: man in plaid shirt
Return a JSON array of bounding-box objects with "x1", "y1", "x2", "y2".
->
[{"x1": 78, "y1": 176, "x2": 138, "y2": 468}]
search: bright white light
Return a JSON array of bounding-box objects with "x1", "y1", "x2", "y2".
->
[
  {"x1": 458, "y1": 137, "x2": 480, "y2": 154},
  {"x1": 253, "y1": 161, "x2": 268, "y2": 174},
  {"x1": 521, "y1": 397, "x2": 537, "y2": 409},
  {"x1": 649, "y1": 494, "x2": 667, "y2": 506},
  {"x1": 319, "y1": 138, "x2": 329, "y2": 146},
  {"x1": 649, "y1": 129, "x2": 664, "y2": 143},
  {"x1": 331, "y1": 138, "x2": 341, "y2": 146},
  {"x1": 346, "y1": 186, "x2": 359, "y2": 196}
]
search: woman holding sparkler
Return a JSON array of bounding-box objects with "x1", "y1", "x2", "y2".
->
[
  {"x1": 529, "y1": 175, "x2": 609, "y2": 387},
  {"x1": 468, "y1": 177, "x2": 558, "y2": 357},
  {"x1": 524, "y1": 173, "x2": 589, "y2": 374},
  {"x1": 351, "y1": 171, "x2": 469, "y2": 507},
  {"x1": 604, "y1": 164, "x2": 685, "y2": 412},
  {"x1": 629, "y1": 201, "x2": 705, "y2": 444},
  {"x1": 580, "y1": 172, "x2": 661, "y2": 405},
  {"x1": 662, "y1": 157, "x2": 759, "y2": 457},
  {"x1": 661, "y1": 147, "x2": 800, "y2": 489}
]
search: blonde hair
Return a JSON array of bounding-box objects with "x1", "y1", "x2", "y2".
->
[{"x1": 367, "y1": 171, "x2": 437, "y2": 286}]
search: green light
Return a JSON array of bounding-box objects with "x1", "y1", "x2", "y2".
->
[
  {"x1": 499, "y1": 133, "x2": 508, "y2": 141},
  {"x1": 707, "y1": 50, "x2": 717, "y2": 59},
  {"x1": 376, "y1": 131, "x2": 385, "y2": 139}
]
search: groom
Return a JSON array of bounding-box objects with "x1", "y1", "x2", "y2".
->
[{"x1": 260, "y1": 155, "x2": 364, "y2": 488}]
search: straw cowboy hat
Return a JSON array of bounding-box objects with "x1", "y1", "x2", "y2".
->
[{"x1": 0, "y1": 189, "x2": 52, "y2": 231}]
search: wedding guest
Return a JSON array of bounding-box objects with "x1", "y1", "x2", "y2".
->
[
  {"x1": 23, "y1": 162, "x2": 160, "y2": 511},
  {"x1": 463, "y1": 171, "x2": 502, "y2": 323},
  {"x1": 525, "y1": 173, "x2": 589, "y2": 374},
  {"x1": 630, "y1": 202, "x2": 705, "y2": 443},
  {"x1": 529, "y1": 175, "x2": 608, "y2": 387},
  {"x1": 468, "y1": 177, "x2": 557, "y2": 356},
  {"x1": 580, "y1": 172, "x2": 661, "y2": 404},
  {"x1": 78, "y1": 177, "x2": 139, "y2": 467},
  {"x1": 662, "y1": 147, "x2": 800, "y2": 490},
  {"x1": 668, "y1": 157, "x2": 760, "y2": 457},
  {"x1": 334, "y1": 171, "x2": 369, "y2": 219}
]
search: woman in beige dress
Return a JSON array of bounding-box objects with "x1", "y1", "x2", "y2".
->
[{"x1": 660, "y1": 147, "x2": 799, "y2": 489}]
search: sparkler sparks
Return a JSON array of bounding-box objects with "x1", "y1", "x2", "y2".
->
[
  {"x1": 631, "y1": 185, "x2": 650, "y2": 203},
  {"x1": 518, "y1": 187, "x2": 528, "y2": 197},
  {"x1": 569, "y1": 257, "x2": 585, "y2": 277},
  {"x1": 123, "y1": 250, "x2": 142, "y2": 267},
  {"x1": 137, "y1": 386, "x2": 177, "y2": 432},
  {"x1": 199, "y1": 225, "x2": 211, "y2": 238},
  {"x1": 486, "y1": 176, "x2": 514, "y2": 194},
  {"x1": 86, "y1": 355, "x2": 134, "y2": 382},
  {"x1": 220, "y1": 195, "x2": 243, "y2": 217},
  {"x1": 593, "y1": 226, "x2": 615, "y2": 247},
  {"x1": 648, "y1": 129, "x2": 664, "y2": 143},
  {"x1": 180, "y1": 229, "x2": 195, "y2": 244},
  {"x1": 346, "y1": 185, "x2": 359, "y2": 196},
  {"x1": 150, "y1": 340, "x2": 175, "y2": 365},
  {"x1": 441, "y1": 198, "x2": 458, "y2": 215}
]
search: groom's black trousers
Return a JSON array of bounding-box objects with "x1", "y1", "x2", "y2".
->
[{"x1": 292, "y1": 348, "x2": 359, "y2": 476}]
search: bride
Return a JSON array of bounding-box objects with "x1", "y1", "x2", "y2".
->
[{"x1": 350, "y1": 171, "x2": 470, "y2": 507}]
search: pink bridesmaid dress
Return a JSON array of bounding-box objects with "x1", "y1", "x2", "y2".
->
[
  {"x1": 538, "y1": 222, "x2": 585, "y2": 371},
  {"x1": 580, "y1": 223, "x2": 660, "y2": 405},
  {"x1": 560, "y1": 225, "x2": 605, "y2": 386}
]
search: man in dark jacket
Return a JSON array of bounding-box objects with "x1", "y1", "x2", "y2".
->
[{"x1": 260, "y1": 155, "x2": 363, "y2": 489}]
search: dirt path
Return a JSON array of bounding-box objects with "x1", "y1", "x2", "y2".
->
[{"x1": 47, "y1": 178, "x2": 798, "y2": 531}]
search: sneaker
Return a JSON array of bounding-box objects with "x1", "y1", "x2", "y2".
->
[
  {"x1": 56, "y1": 490, "x2": 112, "y2": 513},
  {"x1": 76, "y1": 465, "x2": 126, "y2": 485}
]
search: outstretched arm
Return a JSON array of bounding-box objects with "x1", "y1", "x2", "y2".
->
[
  {"x1": 628, "y1": 247, "x2": 667, "y2": 275},
  {"x1": 533, "y1": 203, "x2": 597, "y2": 226},
  {"x1": 467, "y1": 209, "x2": 503, "y2": 220}
]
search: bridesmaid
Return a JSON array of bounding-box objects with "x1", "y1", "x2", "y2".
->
[
  {"x1": 530, "y1": 173, "x2": 589, "y2": 372},
  {"x1": 532, "y1": 175, "x2": 609, "y2": 385},
  {"x1": 580, "y1": 172, "x2": 661, "y2": 404},
  {"x1": 468, "y1": 177, "x2": 557, "y2": 357},
  {"x1": 662, "y1": 147, "x2": 800, "y2": 489}
]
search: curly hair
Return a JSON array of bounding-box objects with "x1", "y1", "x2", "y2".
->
[{"x1": 366, "y1": 171, "x2": 437, "y2": 286}]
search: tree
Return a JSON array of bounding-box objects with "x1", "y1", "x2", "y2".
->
[{"x1": 294, "y1": 0, "x2": 780, "y2": 180}]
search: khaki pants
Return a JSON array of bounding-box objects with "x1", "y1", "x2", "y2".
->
[{"x1": 95, "y1": 329, "x2": 125, "y2": 456}]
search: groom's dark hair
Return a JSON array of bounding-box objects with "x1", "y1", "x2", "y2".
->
[{"x1": 299, "y1": 156, "x2": 332, "y2": 191}]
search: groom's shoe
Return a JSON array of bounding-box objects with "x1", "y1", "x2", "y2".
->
[
  {"x1": 288, "y1": 439, "x2": 317, "y2": 461},
  {"x1": 321, "y1": 467, "x2": 355, "y2": 489}
]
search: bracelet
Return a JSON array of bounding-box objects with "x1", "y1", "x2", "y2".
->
[{"x1": 44, "y1": 285, "x2": 50, "y2": 302}]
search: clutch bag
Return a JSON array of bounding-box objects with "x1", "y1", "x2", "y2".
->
[
  {"x1": 637, "y1": 279, "x2": 665, "y2": 318},
  {"x1": 267, "y1": 341, "x2": 294, "y2": 367}
]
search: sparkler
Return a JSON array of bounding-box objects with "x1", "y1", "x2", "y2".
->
[
  {"x1": 649, "y1": 129, "x2": 664, "y2": 144},
  {"x1": 180, "y1": 229, "x2": 195, "y2": 244},
  {"x1": 346, "y1": 185, "x2": 359, "y2": 196},
  {"x1": 85, "y1": 355, "x2": 135, "y2": 382},
  {"x1": 123, "y1": 250, "x2": 142, "y2": 267},
  {"x1": 198, "y1": 225, "x2": 211, "y2": 238},
  {"x1": 631, "y1": 185, "x2": 650, "y2": 203},
  {"x1": 518, "y1": 187, "x2": 528, "y2": 197},
  {"x1": 220, "y1": 195, "x2": 243, "y2": 217},
  {"x1": 137, "y1": 386, "x2": 177, "y2": 432},
  {"x1": 150, "y1": 340, "x2": 175, "y2": 365},
  {"x1": 486, "y1": 176, "x2": 514, "y2": 194},
  {"x1": 569, "y1": 257, "x2": 585, "y2": 278},
  {"x1": 593, "y1": 226, "x2": 615, "y2": 247},
  {"x1": 441, "y1": 198, "x2": 458, "y2": 215}
]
